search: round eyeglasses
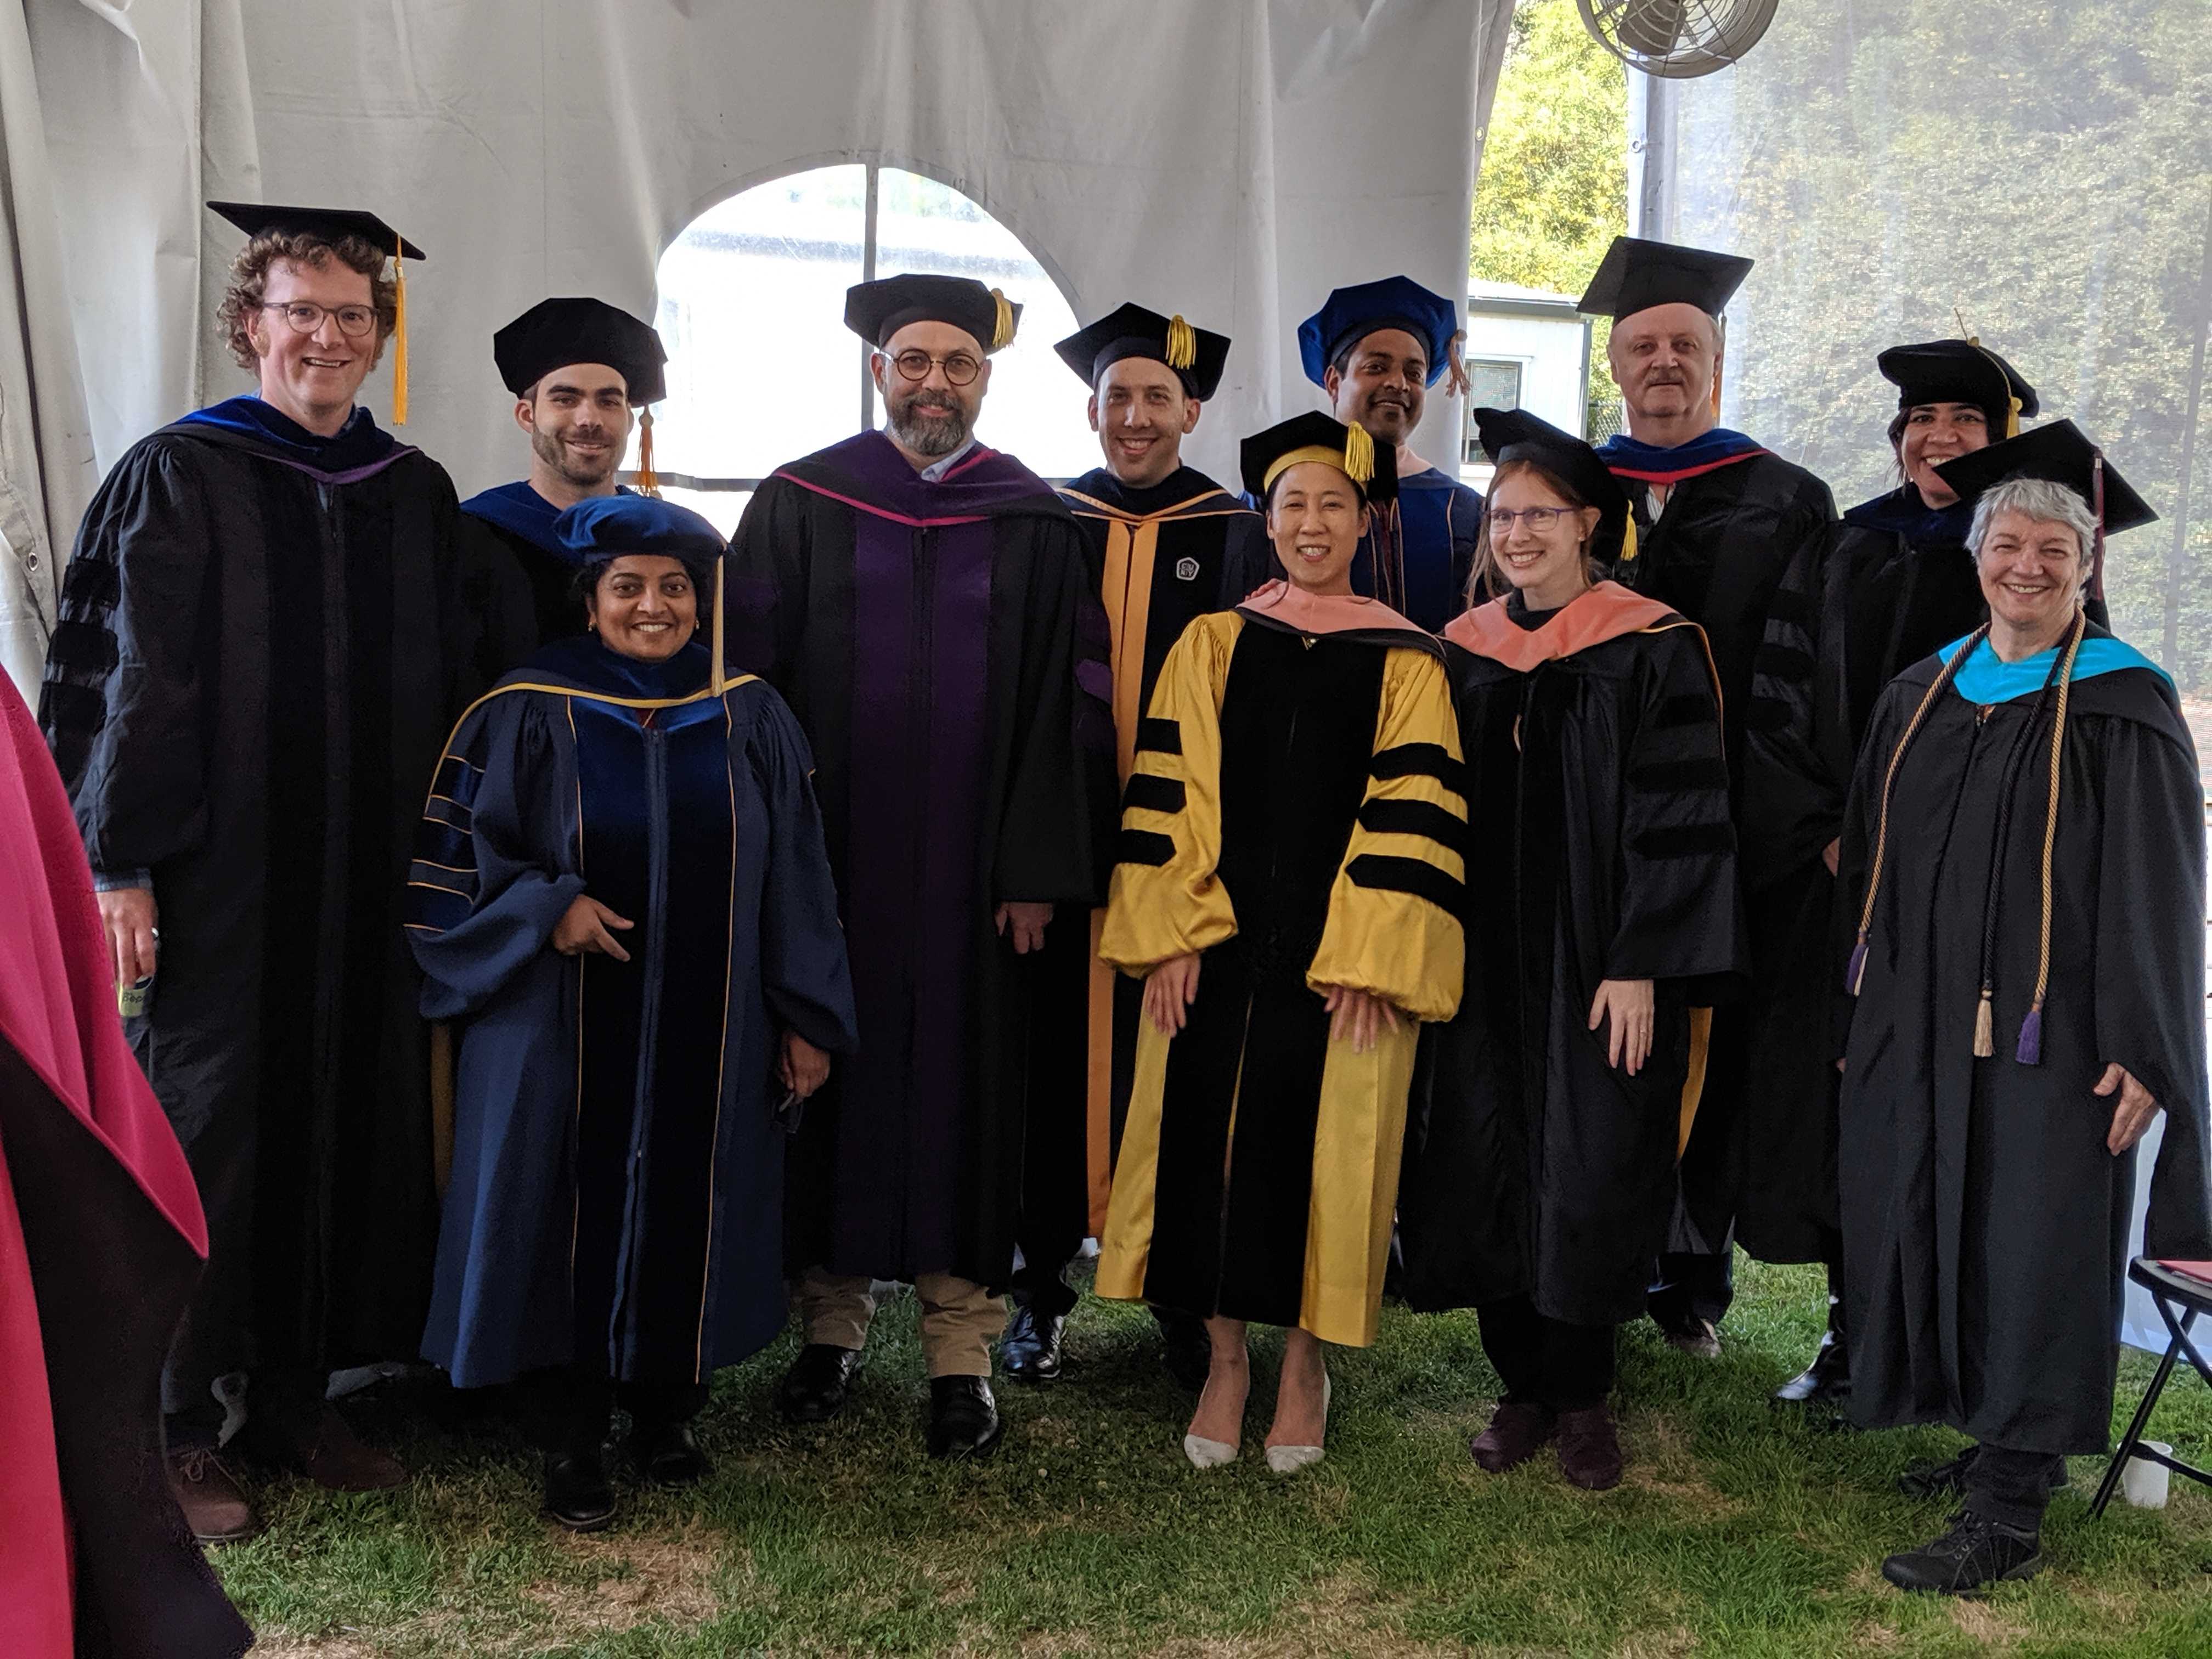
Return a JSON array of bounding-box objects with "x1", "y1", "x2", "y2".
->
[
  {"x1": 884, "y1": 348, "x2": 983, "y2": 387},
  {"x1": 1487, "y1": 506, "x2": 1572, "y2": 534},
  {"x1": 262, "y1": 301, "x2": 380, "y2": 338}
]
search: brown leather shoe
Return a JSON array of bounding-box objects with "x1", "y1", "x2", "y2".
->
[
  {"x1": 1555, "y1": 1404, "x2": 1623, "y2": 1491},
  {"x1": 250, "y1": 1402, "x2": 407, "y2": 1492},
  {"x1": 167, "y1": 1445, "x2": 261, "y2": 1544},
  {"x1": 1470, "y1": 1401, "x2": 1555, "y2": 1472}
]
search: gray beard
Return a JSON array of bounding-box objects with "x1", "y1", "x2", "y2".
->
[{"x1": 888, "y1": 402, "x2": 970, "y2": 458}]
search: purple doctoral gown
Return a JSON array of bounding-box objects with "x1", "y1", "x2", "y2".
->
[{"x1": 727, "y1": 431, "x2": 1099, "y2": 1286}]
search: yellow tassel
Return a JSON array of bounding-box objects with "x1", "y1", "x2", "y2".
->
[
  {"x1": 635, "y1": 408, "x2": 659, "y2": 497},
  {"x1": 1165, "y1": 314, "x2": 1195, "y2": 371},
  {"x1": 1618, "y1": 514, "x2": 1639, "y2": 565},
  {"x1": 391, "y1": 234, "x2": 409, "y2": 426},
  {"x1": 1342, "y1": 420, "x2": 1375, "y2": 488},
  {"x1": 2005, "y1": 394, "x2": 2022, "y2": 439},
  {"x1": 1972, "y1": 987, "x2": 1995, "y2": 1058},
  {"x1": 989, "y1": 287, "x2": 1015, "y2": 351}
]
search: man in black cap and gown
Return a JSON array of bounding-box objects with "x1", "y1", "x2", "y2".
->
[
  {"x1": 999, "y1": 303, "x2": 1266, "y2": 1389},
  {"x1": 1738, "y1": 338, "x2": 2039, "y2": 1402},
  {"x1": 1296, "y1": 276, "x2": 1483, "y2": 632},
  {"x1": 1578, "y1": 236, "x2": 1836, "y2": 1357},
  {"x1": 727, "y1": 273, "x2": 1097, "y2": 1458},
  {"x1": 459, "y1": 296, "x2": 670, "y2": 657},
  {"x1": 38, "y1": 201, "x2": 500, "y2": 1539}
]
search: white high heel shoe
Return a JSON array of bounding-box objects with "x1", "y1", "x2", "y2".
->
[
  {"x1": 1265, "y1": 1372, "x2": 1331, "y2": 1475},
  {"x1": 1184, "y1": 1430, "x2": 1239, "y2": 1469}
]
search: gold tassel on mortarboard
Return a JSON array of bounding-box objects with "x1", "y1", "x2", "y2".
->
[
  {"x1": 634, "y1": 408, "x2": 660, "y2": 498},
  {"x1": 391, "y1": 234, "x2": 409, "y2": 425},
  {"x1": 1165, "y1": 314, "x2": 1196, "y2": 371},
  {"x1": 1618, "y1": 515, "x2": 1639, "y2": 565},
  {"x1": 1341, "y1": 419, "x2": 1375, "y2": 488},
  {"x1": 989, "y1": 287, "x2": 1016, "y2": 351},
  {"x1": 1962, "y1": 333, "x2": 2023, "y2": 438}
]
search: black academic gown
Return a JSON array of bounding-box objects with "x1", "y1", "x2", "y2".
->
[
  {"x1": 407, "y1": 638, "x2": 857, "y2": 1389},
  {"x1": 1022, "y1": 466, "x2": 1269, "y2": 1256},
  {"x1": 37, "y1": 398, "x2": 490, "y2": 1397},
  {"x1": 1838, "y1": 631, "x2": 2210, "y2": 1452},
  {"x1": 456, "y1": 478, "x2": 631, "y2": 665},
  {"x1": 1730, "y1": 487, "x2": 1987, "y2": 1261},
  {"x1": 1400, "y1": 589, "x2": 1743, "y2": 1324},
  {"x1": 727, "y1": 431, "x2": 1097, "y2": 1289},
  {"x1": 1605, "y1": 441, "x2": 1836, "y2": 1265}
]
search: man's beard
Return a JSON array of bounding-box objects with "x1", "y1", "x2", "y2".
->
[
  {"x1": 888, "y1": 390, "x2": 972, "y2": 458},
  {"x1": 1357, "y1": 396, "x2": 1415, "y2": 440},
  {"x1": 532, "y1": 423, "x2": 619, "y2": 488}
]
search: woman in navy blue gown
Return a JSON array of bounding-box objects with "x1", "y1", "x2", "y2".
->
[{"x1": 405, "y1": 494, "x2": 856, "y2": 1529}]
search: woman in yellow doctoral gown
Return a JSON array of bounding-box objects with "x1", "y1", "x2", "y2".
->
[{"x1": 1096, "y1": 413, "x2": 1465, "y2": 1472}]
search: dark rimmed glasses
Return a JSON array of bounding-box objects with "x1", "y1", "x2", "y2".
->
[
  {"x1": 1487, "y1": 506, "x2": 1572, "y2": 534},
  {"x1": 262, "y1": 301, "x2": 379, "y2": 338},
  {"x1": 883, "y1": 348, "x2": 983, "y2": 387}
]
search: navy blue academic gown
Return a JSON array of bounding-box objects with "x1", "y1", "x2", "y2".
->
[{"x1": 405, "y1": 636, "x2": 857, "y2": 1388}]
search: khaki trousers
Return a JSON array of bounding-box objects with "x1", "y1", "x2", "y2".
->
[{"x1": 792, "y1": 1266, "x2": 1001, "y2": 1379}]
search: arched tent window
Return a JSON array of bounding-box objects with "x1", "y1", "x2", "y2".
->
[{"x1": 641, "y1": 163, "x2": 1094, "y2": 533}]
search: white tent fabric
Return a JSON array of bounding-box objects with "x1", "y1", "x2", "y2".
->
[{"x1": 3, "y1": 1, "x2": 1511, "y2": 697}]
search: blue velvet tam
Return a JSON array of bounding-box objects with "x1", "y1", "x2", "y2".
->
[
  {"x1": 552, "y1": 494, "x2": 726, "y2": 568},
  {"x1": 1297, "y1": 275, "x2": 1460, "y2": 388}
]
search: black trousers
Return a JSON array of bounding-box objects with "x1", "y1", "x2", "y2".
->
[
  {"x1": 1479, "y1": 1295, "x2": 1617, "y2": 1411},
  {"x1": 1009, "y1": 1240, "x2": 1084, "y2": 1321},
  {"x1": 523, "y1": 1367, "x2": 709, "y2": 1458},
  {"x1": 1650, "y1": 1249, "x2": 1735, "y2": 1325},
  {"x1": 1966, "y1": 1443, "x2": 2066, "y2": 1531}
]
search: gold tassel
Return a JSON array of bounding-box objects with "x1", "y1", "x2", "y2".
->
[
  {"x1": 989, "y1": 287, "x2": 1016, "y2": 351},
  {"x1": 1165, "y1": 314, "x2": 1195, "y2": 371},
  {"x1": 1342, "y1": 420, "x2": 1375, "y2": 488},
  {"x1": 1972, "y1": 986, "x2": 1995, "y2": 1058},
  {"x1": 2005, "y1": 394, "x2": 2022, "y2": 439},
  {"x1": 1618, "y1": 515, "x2": 1639, "y2": 565},
  {"x1": 634, "y1": 407, "x2": 659, "y2": 497},
  {"x1": 391, "y1": 234, "x2": 409, "y2": 425},
  {"x1": 1965, "y1": 334, "x2": 2021, "y2": 437},
  {"x1": 710, "y1": 549, "x2": 726, "y2": 699}
]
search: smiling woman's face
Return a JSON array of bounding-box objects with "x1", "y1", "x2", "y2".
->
[
  {"x1": 1266, "y1": 461, "x2": 1364, "y2": 595},
  {"x1": 588, "y1": 554, "x2": 699, "y2": 662},
  {"x1": 1975, "y1": 508, "x2": 2083, "y2": 641}
]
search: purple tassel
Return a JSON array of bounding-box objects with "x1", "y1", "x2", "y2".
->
[
  {"x1": 1845, "y1": 937, "x2": 1868, "y2": 996},
  {"x1": 2015, "y1": 1007, "x2": 2043, "y2": 1066}
]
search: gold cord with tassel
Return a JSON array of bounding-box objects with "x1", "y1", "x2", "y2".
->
[
  {"x1": 1962, "y1": 331, "x2": 2022, "y2": 437},
  {"x1": 634, "y1": 407, "x2": 660, "y2": 497},
  {"x1": 1165, "y1": 314, "x2": 1195, "y2": 371},
  {"x1": 1341, "y1": 420, "x2": 1375, "y2": 488},
  {"x1": 391, "y1": 234, "x2": 409, "y2": 425},
  {"x1": 989, "y1": 287, "x2": 1015, "y2": 351}
]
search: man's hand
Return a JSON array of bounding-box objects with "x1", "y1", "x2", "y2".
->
[
  {"x1": 995, "y1": 901, "x2": 1053, "y2": 955},
  {"x1": 1144, "y1": 953, "x2": 1201, "y2": 1035},
  {"x1": 1822, "y1": 839, "x2": 1841, "y2": 878},
  {"x1": 1323, "y1": 985, "x2": 1401, "y2": 1053},
  {"x1": 98, "y1": 887, "x2": 158, "y2": 992},
  {"x1": 1589, "y1": 978, "x2": 1656, "y2": 1075},
  {"x1": 781, "y1": 1030, "x2": 832, "y2": 1099},
  {"x1": 2096, "y1": 1062, "x2": 2162, "y2": 1154},
  {"x1": 552, "y1": 894, "x2": 635, "y2": 962}
]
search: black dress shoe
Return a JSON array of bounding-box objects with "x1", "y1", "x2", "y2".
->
[
  {"x1": 1000, "y1": 1305, "x2": 1066, "y2": 1384},
  {"x1": 777, "y1": 1344, "x2": 862, "y2": 1423},
  {"x1": 1880, "y1": 1509, "x2": 2042, "y2": 1595},
  {"x1": 1156, "y1": 1308, "x2": 1212, "y2": 1394},
  {"x1": 628, "y1": 1419, "x2": 711, "y2": 1485},
  {"x1": 543, "y1": 1448, "x2": 617, "y2": 1532},
  {"x1": 926, "y1": 1376, "x2": 1004, "y2": 1460},
  {"x1": 1772, "y1": 1329, "x2": 1852, "y2": 1404}
]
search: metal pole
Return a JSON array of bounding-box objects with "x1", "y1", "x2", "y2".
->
[
  {"x1": 860, "y1": 162, "x2": 881, "y2": 432},
  {"x1": 1628, "y1": 72, "x2": 1677, "y2": 242}
]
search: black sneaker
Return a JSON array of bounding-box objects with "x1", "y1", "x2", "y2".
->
[{"x1": 1881, "y1": 1509, "x2": 2042, "y2": 1595}]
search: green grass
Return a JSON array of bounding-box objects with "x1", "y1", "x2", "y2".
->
[{"x1": 219, "y1": 1256, "x2": 2212, "y2": 1657}]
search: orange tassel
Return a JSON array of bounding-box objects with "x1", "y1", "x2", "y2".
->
[
  {"x1": 635, "y1": 408, "x2": 659, "y2": 497},
  {"x1": 391, "y1": 234, "x2": 409, "y2": 426}
]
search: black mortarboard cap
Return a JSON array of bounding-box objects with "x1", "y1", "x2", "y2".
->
[
  {"x1": 1471, "y1": 407, "x2": 1628, "y2": 519},
  {"x1": 1877, "y1": 339, "x2": 2039, "y2": 437},
  {"x1": 844, "y1": 274, "x2": 1019, "y2": 354},
  {"x1": 1239, "y1": 411, "x2": 1398, "y2": 506},
  {"x1": 1053, "y1": 303, "x2": 1230, "y2": 400},
  {"x1": 493, "y1": 297, "x2": 667, "y2": 403},
  {"x1": 1578, "y1": 236, "x2": 1751, "y2": 321},
  {"x1": 207, "y1": 201, "x2": 424, "y2": 259},
  {"x1": 1932, "y1": 419, "x2": 2157, "y2": 536}
]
